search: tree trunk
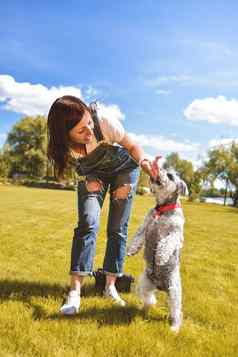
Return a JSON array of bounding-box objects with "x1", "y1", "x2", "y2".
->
[
  {"x1": 232, "y1": 188, "x2": 238, "y2": 207},
  {"x1": 224, "y1": 177, "x2": 229, "y2": 206}
]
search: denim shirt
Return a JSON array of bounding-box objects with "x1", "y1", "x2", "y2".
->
[{"x1": 69, "y1": 111, "x2": 139, "y2": 180}]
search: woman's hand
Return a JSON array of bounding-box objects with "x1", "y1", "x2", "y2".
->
[
  {"x1": 119, "y1": 133, "x2": 162, "y2": 178},
  {"x1": 140, "y1": 159, "x2": 153, "y2": 177},
  {"x1": 140, "y1": 156, "x2": 162, "y2": 179}
]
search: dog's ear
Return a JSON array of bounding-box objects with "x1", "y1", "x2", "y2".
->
[
  {"x1": 166, "y1": 170, "x2": 188, "y2": 196},
  {"x1": 167, "y1": 172, "x2": 175, "y2": 181},
  {"x1": 177, "y1": 180, "x2": 188, "y2": 196}
]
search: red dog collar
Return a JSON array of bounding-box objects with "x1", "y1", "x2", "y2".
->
[{"x1": 153, "y1": 203, "x2": 181, "y2": 218}]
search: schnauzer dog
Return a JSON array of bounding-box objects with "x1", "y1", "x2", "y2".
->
[{"x1": 127, "y1": 157, "x2": 188, "y2": 333}]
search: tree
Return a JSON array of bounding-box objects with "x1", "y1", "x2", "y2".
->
[
  {"x1": 0, "y1": 142, "x2": 14, "y2": 178},
  {"x1": 204, "y1": 143, "x2": 238, "y2": 206},
  {"x1": 164, "y1": 152, "x2": 204, "y2": 200},
  {"x1": 0, "y1": 150, "x2": 10, "y2": 177},
  {"x1": 136, "y1": 168, "x2": 150, "y2": 194},
  {"x1": 6, "y1": 116, "x2": 48, "y2": 177},
  {"x1": 1, "y1": 115, "x2": 79, "y2": 183}
]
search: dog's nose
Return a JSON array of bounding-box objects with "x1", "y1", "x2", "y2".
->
[{"x1": 150, "y1": 177, "x2": 161, "y2": 186}]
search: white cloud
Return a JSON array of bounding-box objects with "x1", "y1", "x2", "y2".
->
[
  {"x1": 208, "y1": 137, "x2": 238, "y2": 148},
  {"x1": 184, "y1": 96, "x2": 238, "y2": 126},
  {"x1": 84, "y1": 85, "x2": 99, "y2": 99},
  {"x1": 147, "y1": 75, "x2": 192, "y2": 87},
  {"x1": 96, "y1": 102, "x2": 125, "y2": 121},
  {"x1": 0, "y1": 74, "x2": 83, "y2": 116},
  {"x1": 129, "y1": 132, "x2": 200, "y2": 156},
  {"x1": 146, "y1": 72, "x2": 238, "y2": 89},
  {"x1": 0, "y1": 74, "x2": 124, "y2": 122}
]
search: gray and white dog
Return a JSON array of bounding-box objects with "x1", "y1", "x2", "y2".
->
[{"x1": 127, "y1": 159, "x2": 188, "y2": 332}]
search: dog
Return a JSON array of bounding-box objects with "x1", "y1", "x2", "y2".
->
[{"x1": 127, "y1": 157, "x2": 188, "y2": 333}]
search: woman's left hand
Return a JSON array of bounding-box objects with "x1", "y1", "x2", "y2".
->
[
  {"x1": 140, "y1": 159, "x2": 154, "y2": 177},
  {"x1": 140, "y1": 156, "x2": 162, "y2": 179}
]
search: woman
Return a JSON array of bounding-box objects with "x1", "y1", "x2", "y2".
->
[{"x1": 47, "y1": 95, "x2": 153, "y2": 314}]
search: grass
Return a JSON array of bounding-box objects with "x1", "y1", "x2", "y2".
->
[{"x1": 0, "y1": 184, "x2": 237, "y2": 357}]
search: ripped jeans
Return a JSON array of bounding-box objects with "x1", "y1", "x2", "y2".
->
[{"x1": 70, "y1": 167, "x2": 140, "y2": 277}]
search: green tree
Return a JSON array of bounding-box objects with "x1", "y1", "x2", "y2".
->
[
  {"x1": 0, "y1": 143, "x2": 13, "y2": 178},
  {"x1": 136, "y1": 169, "x2": 150, "y2": 194},
  {"x1": 164, "y1": 152, "x2": 204, "y2": 200},
  {"x1": 6, "y1": 116, "x2": 48, "y2": 177},
  {"x1": 204, "y1": 143, "x2": 238, "y2": 206},
  {"x1": 0, "y1": 150, "x2": 9, "y2": 177}
]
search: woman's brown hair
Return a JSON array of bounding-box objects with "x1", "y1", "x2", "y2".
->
[{"x1": 47, "y1": 95, "x2": 91, "y2": 178}]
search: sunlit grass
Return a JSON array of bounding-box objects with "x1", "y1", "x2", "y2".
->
[{"x1": 0, "y1": 185, "x2": 237, "y2": 356}]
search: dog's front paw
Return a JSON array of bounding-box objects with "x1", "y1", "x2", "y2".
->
[
  {"x1": 127, "y1": 252, "x2": 132, "y2": 257},
  {"x1": 126, "y1": 248, "x2": 135, "y2": 256}
]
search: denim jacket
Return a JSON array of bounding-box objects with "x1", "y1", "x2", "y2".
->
[{"x1": 69, "y1": 110, "x2": 138, "y2": 180}]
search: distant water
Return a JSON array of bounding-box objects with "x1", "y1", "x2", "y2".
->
[{"x1": 203, "y1": 197, "x2": 233, "y2": 206}]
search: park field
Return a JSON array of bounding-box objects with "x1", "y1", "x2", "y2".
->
[{"x1": 0, "y1": 185, "x2": 237, "y2": 357}]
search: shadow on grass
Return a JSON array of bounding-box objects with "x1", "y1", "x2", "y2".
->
[
  {"x1": 48, "y1": 305, "x2": 141, "y2": 326},
  {"x1": 0, "y1": 279, "x2": 67, "y2": 300},
  {"x1": 0, "y1": 279, "x2": 99, "y2": 301},
  {"x1": 0, "y1": 279, "x2": 67, "y2": 321},
  {"x1": 0, "y1": 279, "x2": 145, "y2": 326},
  {"x1": 47, "y1": 302, "x2": 168, "y2": 327}
]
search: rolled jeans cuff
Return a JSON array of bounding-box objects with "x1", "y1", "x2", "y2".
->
[
  {"x1": 70, "y1": 270, "x2": 93, "y2": 277},
  {"x1": 103, "y1": 270, "x2": 124, "y2": 277}
]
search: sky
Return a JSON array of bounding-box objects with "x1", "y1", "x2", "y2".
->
[{"x1": 1, "y1": 0, "x2": 238, "y2": 166}]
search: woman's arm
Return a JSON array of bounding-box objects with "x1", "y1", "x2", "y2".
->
[{"x1": 120, "y1": 133, "x2": 153, "y2": 176}]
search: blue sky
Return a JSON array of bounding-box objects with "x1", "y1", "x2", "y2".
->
[{"x1": 1, "y1": 0, "x2": 238, "y2": 165}]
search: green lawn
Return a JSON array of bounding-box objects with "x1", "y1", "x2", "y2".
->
[{"x1": 0, "y1": 185, "x2": 237, "y2": 357}]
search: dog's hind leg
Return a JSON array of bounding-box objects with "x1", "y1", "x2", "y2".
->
[
  {"x1": 137, "y1": 271, "x2": 157, "y2": 316},
  {"x1": 167, "y1": 266, "x2": 183, "y2": 333}
]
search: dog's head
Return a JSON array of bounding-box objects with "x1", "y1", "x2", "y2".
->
[{"x1": 150, "y1": 157, "x2": 188, "y2": 205}]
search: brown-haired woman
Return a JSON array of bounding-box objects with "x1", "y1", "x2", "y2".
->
[{"x1": 48, "y1": 95, "x2": 153, "y2": 314}]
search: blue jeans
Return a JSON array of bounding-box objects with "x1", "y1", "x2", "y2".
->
[{"x1": 70, "y1": 167, "x2": 140, "y2": 276}]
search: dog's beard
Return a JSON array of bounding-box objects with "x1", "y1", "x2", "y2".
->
[{"x1": 150, "y1": 183, "x2": 168, "y2": 205}]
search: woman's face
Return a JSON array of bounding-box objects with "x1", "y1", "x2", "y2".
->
[{"x1": 68, "y1": 111, "x2": 94, "y2": 145}]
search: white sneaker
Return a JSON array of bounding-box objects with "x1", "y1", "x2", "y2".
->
[
  {"x1": 104, "y1": 285, "x2": 126, "y2": 306},
  {"x1": 60, "y1": 290, "x2": 80, "y2": 315}
]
